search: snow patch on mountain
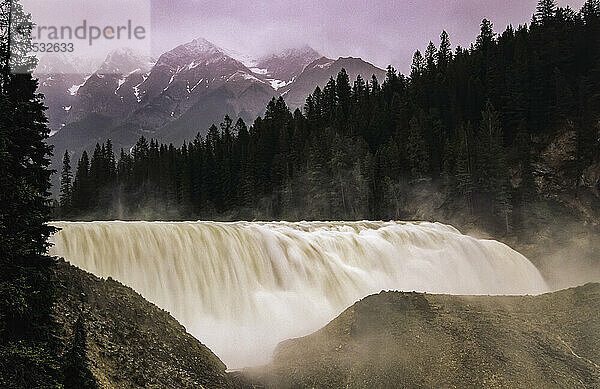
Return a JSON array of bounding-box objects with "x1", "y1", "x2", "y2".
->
[
  {"x1": 163, "y1": 74, "x2": 176, "y2": 91},
  {"x1": 133, "y1": 85, "x2": 142, "y2": 102},
  {"x1": 68, "y1": 74, "x2": 92, "y2": 95},
  {"x1": 227, "y1": 70, "x2": 265, "y2": 83},
  {"x1": 249, "y1": 67, "x2": 268, "y2": 75},
  {"x1": 267, "y1": 78, "x2": 291, "y2": 90},
  {"x1": 314, "y1": 60, "x2": 335, "y2": 69},
  {"x1": 189, "y1": 78, "x2": 205, "y2": 92}
]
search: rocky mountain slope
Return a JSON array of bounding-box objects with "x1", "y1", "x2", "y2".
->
[
  {"x1": 51, "y1": 260, "x2": 233, "y2": 388},
  {"x1": 254, "y1": 45, "x2": 321, "y2": 89},
  {"x1": 35, "y1": 54, "x2": 94, "y2": 133},
  {"x1": 45, "y1": 38, "x2": 284, "y2": 191},
  {"x1": 64, "y1": 48, "x2": 154, "y2": 126},
  {"x1": 44, "y1": 40, "x2": 386, "y2": 194},
  {"x1": 279, "y1": 56, "x2": 387, "y2": 109},
  {"x1": 45, "y1": 39, "x2": 283, "y2": 181},
  {"x1": 149, "y1": 38, "x2": 278, "y2": 145},
  {"x1": 258, "y1": 284, "x2": 600, "y2": 388}
]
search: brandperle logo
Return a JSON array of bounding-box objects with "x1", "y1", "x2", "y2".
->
[
  {"x1": 15, "y1": 0, "x2": 151, "y2": 75},
  {"x1": 23, "y1": 20, "x2": 147, "y2": 47}
]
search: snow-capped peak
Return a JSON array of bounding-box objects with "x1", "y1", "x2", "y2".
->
[
  {"x1": 261, "y1": 45, "x2": 321, "y2": 62},
  {"x1": 154, "y1": 37, "x2": 235, "y2": 70},
  {"x1": 98, "y1": 48, "x2": 155, "y2": 75},
  {"x1": 187, "y1": 37, "x2": 223, "y2": 54},
  {"x1": 222, "y1": 47, "x2": 258, "y2": 68},
  {"x1": 254, "y1": 45, "x2": 321, "y2": 85}
]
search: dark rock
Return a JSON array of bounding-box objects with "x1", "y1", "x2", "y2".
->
[
  {"x1": 258, "y1": 285, "x2": 600, "y2": 388},
  {"x1": 52, "y1": 260, "x2": 232, "y2": 388}
]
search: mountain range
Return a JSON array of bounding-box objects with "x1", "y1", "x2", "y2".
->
[{"x1": 40, "y1": 38, "x2": 385, "y2": 191}]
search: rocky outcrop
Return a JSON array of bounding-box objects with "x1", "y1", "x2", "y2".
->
[
  {"x1": 52, "y1": 260, "x2": 232, "y2": 388},
  {"x1": 39, "y1": 258, "x2": 600, "y2": 388},
  {"x1": 582, "y1": 162, "x2": 600, "y2": 197},
  {"x1": 259, "y1": 284, "x2": 600, "y2": 388},
  {"x1": 532, "y1": 129, "x2": 579, "y2": 199},
  {"x1": 528, "y1": 124, "x2": 600, "y2": 224}
]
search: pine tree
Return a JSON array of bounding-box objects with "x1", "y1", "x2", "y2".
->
[
  {"x1": 322, "y1": 77, "x2": 337, "y2": 120},
  {"x1": 478, "y1": 101, "x2": 512, "y2": 233},
  {"x1": 476, "y1": 19, "x2": 495, "y2": 50},
  {"x1": 117, "y1": 148, "x2": 132, "y2": 186},
  {"x1": 455, "y1": 123, "x2": 475, "y2": 214},
  {"x1": 131, "y1": 136, "x2": 149, "y2": 188},
  {"x1": 60, "y1": 150, "x2": 73, "y2": 211},
  {"x1": 370, "y1": 74, "x2": 380, "y2": 94},
  {"x1": 62, "y1": 315, "x2": 96, "y2": 389},
  {"x1": 581, "y1": 0, "x2": 600, "y2": 23},
  {"x1": 304, "y1": 93, "x2": 317, "y2": 121},
  {"x1": 537, "y1": 0, "x2": 557, "y2": 23},
  {"x1": 438, "y1": 30, "x2": 452, "y2": 70},
  {"x1": 72, "y1": 151, "x2": 90, "y2": 212},
  {"x1": 410, "y1": 50, "x2": 426, "y2": 79},
  {"x1": 104, "y1": 139, "x2": 116, "y2": 181},
  {"x1": 0, "y1": 0, "x2": 61, "y2": 385},
  {"x1": 88, "y1": 143, "x2": 105, "y2": 207},
  {"x1": 407, "y1": 116, "x2": 429, "y2": 178},
  {"x1": 307, "y1": 86, "x2": 323, "y2": 123},
  {"x1": 425, "y1": 41, "x2": 438, "y2": 71},
  {"x1": 336, "y1": 68, "x2": 351, "y2": 124}
]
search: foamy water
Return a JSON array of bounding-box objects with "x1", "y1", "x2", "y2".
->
[{"x1": 49, "y1": 221, "x2": 548, "y2": 367}]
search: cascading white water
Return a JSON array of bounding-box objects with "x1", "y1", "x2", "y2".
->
[{"x1": 49, "y1": 221, "x2": 548, "y2": 368}]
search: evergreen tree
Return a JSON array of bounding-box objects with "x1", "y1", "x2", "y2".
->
[
  {"x1": 336, "y1": 68, "x2": 352, "y2": 124},
  {"x1": 476, "y1": 19, "x2": 495, "y2": 50},
  {"x1": 88, "y1": 143, "x2": 104, "y2": 207},
  {"x1": 322, "y1": 77, "x2": 337, "y2": 120},
  {"x1": 455, "y1": 123, "x2": 475, "y2": 214},
  {"x1": 407, "y1": 116, "x2": 429, "y2": 178},
  {"x1": 62, "y1": 315, "x2": 96, "y2": 389},
  {"x1": 72, "y1": 151, "x2": 90, "y2": 212},
  {"x1": 410, "y1": 50, "x2": 426, "y2": 79},
  {"x1": 0, "y1": 0, "x2": 61, "y2": 386},
  {"x1": 477, "y1": 101, "x2": 511, "y2": 232},
  {"x1": 537, "y1": 0, "x2": 557, "y2": 23},
  {"x1": 104, "y1": 139, "x2": 116, "y2": 181},
  {"x1": 60, "y1": 150, "x2": 72, "y2": 211},
  {"x1": 370, "y1": 74, "x2": 381, "y2": 94},
  {"x1": 512, "y1": 123, "x2": 537, "y2": 230},
  {"x1": 425, "y1": 41, "x2": 438, "y2": 71},
  {"x1": 581, "y1": 0, "x2": 600, "y2": 23},
  {"x1": 438, "y1": 30, "x2": 452, "y2": 70}
]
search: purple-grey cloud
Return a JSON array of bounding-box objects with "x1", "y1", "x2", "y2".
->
[{"x1": 151, "y1": 0, "x2": 585, "y2": 73}]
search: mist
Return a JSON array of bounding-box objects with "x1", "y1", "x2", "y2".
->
[
  {"x1": 150, "y1": 0, "x2": 586, "y2": 72},
  {"x1": 49, "y1": 220, "x2": 548, "y2": 368}
]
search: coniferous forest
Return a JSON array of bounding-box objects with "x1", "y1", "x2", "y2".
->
[
  {"x1": 58, "y1": 1, "x2": 600, "y2": 236},
  {"x1": 0, "y1": 1, "x2": 65, "y2": 386},
  {"x1": 0, "y1": 0, "x2": 599, "y2": 387}
]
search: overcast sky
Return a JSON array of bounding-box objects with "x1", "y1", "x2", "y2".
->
[
  {"x1": 25, "y1": 1, "x2": 588, "y2": 74},
  {"x1": 151, "y1": 0, "x2": 586, "y2": 73}
]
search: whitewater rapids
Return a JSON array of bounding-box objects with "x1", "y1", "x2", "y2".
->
[{"x1": 49, "y1": 221, "x2": 548, "y2": 367}]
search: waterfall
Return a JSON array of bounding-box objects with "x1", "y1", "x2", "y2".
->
[{"x1": 49, "y1": 221, "x2": 548, "y2": 368}]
